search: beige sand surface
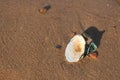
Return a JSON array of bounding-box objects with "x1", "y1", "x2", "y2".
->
[{"x1": 0, "y1": 0, "x2": 120, "y2": 80}]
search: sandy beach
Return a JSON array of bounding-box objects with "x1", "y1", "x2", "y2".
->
[{"x1": 0, "y1": 0, "x2": 120, "y2": 80}]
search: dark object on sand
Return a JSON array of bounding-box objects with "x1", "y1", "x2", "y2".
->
[
  {"x1": 72, "y1": 31, "x2": 77, "y2": 36},
  {"x1": 39, "y1": 5, "x2": 51, "y2": 14},
  {"x1": 83, "y1": 26, "x2": 105, "y2": 47},
  {"x1": 55, "y1": 44, "x2": 62, "y2": 49}
]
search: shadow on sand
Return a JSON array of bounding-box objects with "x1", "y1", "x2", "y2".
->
[
  {"x1": 82, "y1": 26, "x2": 105, "y2": 57},
  {"x1": 83, "y1": 26, "x2": 105, "y2": 48}
]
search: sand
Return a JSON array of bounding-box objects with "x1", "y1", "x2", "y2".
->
[{"x1": 0, "y1": 0, "x2": 120, "y2": 80}]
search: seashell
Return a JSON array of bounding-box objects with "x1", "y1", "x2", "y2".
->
[{"x1": 65, "y1": 35, "x2": 86, "y2": 62}]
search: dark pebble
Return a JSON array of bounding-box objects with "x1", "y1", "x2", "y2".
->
[{"x1": 56, "y1": 44, "x2": 62, "y2": 49}]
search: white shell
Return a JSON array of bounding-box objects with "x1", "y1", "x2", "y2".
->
[{"x1": 65, "y1": 35, "x2": 86, "y2": 62}]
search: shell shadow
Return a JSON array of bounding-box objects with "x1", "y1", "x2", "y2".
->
[{"x1": 83, "y1": 26, "x2": 105, "y2": 48}]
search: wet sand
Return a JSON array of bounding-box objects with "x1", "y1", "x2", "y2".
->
[{"x1": 0, "y1": 0, "x2": 120, "y2": 80}]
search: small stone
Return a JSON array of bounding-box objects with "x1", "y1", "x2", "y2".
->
[
  {"x1": 39, "y1": 5, "x2": 51, "y2": 14},
  {"x1": 70, "y1": 31, "x2": 77, "y2": 37},
  {"x1": 55, "y1": 44, "x2": 62, "y2": 49},
  {"x1": 39, "y1": 8, "x2": 47, "y2": 14},
  {"x1": 72, "y1": 31, "x2": 77, "y2": 35}
]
